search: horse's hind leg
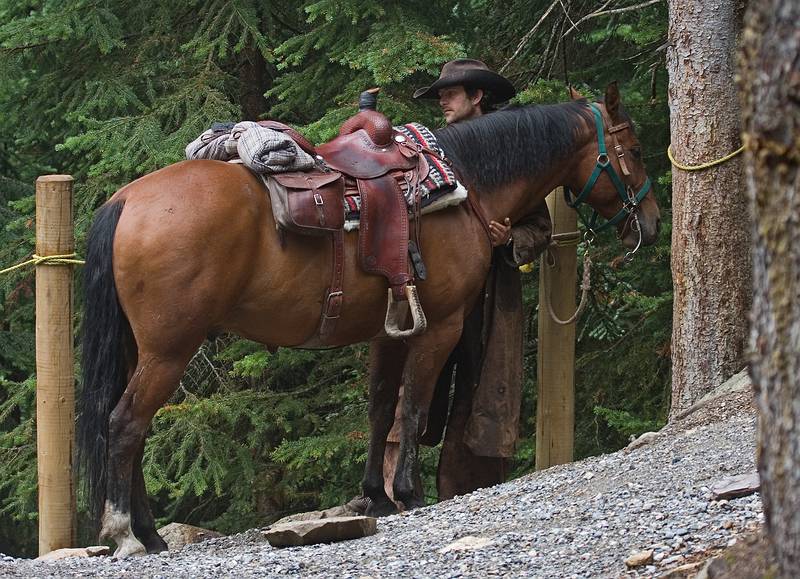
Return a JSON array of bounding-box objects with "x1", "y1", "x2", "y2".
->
[
  {"x1": 362, "y1": 339, "x2": 407, "y2": 517},
  {"x1": 131, "y1": 442, "x2": 168, "y2": 553},
  {"x1": 100, "y1": 350, "x2": 198, "y2": 557}
]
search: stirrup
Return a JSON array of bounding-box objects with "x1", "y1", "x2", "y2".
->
[{"x1": 384, "y1": 285, "x2": 427, "y2": 338}]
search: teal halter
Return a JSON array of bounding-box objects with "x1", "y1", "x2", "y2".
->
[{"x1": 564, "y1": 103, "x2": 652, "y2": 235}]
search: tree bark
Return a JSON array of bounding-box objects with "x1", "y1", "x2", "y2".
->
[
  {"x1": 238, "y1": 45, "x2": 271, "y2": 121},
  {"x1": 666, "y1": 0, "x2": 750, "y2": 416},
  {"x1": 740, "y1": 1, "x2": 800, "y2": 575}
]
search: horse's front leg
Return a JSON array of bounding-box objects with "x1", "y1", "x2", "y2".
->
[
  {"x1": 394, "y1": 312, "x2": 463, "y2": 509},
  {"x1": 362, "y1": 338, "x2": 408, "y2": 517}
]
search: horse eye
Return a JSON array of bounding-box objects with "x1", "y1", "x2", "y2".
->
[{"x1": 630, "y1": 147, "x2": 642, "y2": 160}]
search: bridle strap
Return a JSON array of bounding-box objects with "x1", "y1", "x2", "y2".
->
[{"x1": 564, "y1": 103, "x2": 651, "y2": 234}]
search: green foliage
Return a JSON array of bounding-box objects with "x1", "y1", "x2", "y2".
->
[
  {"x1": 592, "y1": 405, "x2": 663, "y2": 439},
  {"x1": 0, "y1": 377, "x2": 37, "y2": 557},
  {"x1": 0, "y1": 0, "x2": 673, "y2": 557}
]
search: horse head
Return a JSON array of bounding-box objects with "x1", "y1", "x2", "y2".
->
[{"x1": 566, "y1": 83, "x2": 661, "y2": 250}]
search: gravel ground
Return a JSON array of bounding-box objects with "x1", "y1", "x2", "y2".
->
[{"x1": 1, "y1": 385, "x2": 759, "y2": 578}]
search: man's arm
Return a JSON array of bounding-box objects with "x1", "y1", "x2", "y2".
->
[{"x1": 507, "y1": 202, "x2": 552, "y2": 266}]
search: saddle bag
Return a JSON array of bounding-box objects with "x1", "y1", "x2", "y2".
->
[{"x1": 266, "y1": 170, "x2": 345, "y2": 235}]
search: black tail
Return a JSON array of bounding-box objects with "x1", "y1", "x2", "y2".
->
[{"x1": 77, "y1": 200, "x2": 132, "y2": 528}]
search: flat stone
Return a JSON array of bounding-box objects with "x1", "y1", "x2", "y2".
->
[
  {"x1": 710, "y1": 472, "x2": 760, "y2": 500},
  {"x1": 263, "y1": 516, "x2": 377, "y2": 547},
  {"x1": 438, "y1": 536, "x2": 495, "y2": 554},
  {"x1": 157, "y1": 522, "x2": 224, "y2": 550},
  {"x1": 624, "y1": 549, "x2": 654, "y2": 567},
  {"x1": 36, "y1": 546, "x2": 110, "y2": 561},
  {"x1": 272, "y1": 503, "x2": 361, "y2": 526}
]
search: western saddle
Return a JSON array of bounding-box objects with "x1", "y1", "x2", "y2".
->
[{"x1": 263, "y1": 89, "x2": 430, "y2": 344}]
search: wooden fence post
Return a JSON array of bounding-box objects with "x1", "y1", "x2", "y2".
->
[
  {"x1": 35, "y1": 175, "x2": 76, "y2": 555},
  {"x1": 535, "y1": 187, "x2": 577, "y2": 470}
]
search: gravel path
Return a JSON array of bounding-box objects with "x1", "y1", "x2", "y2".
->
[{"x1": 1, "y1": 386, "x2": 760, "y2": 578}]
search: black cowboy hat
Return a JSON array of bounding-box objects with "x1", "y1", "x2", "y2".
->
[{"x1": 413, "y1": 59, "x2": 516, "y2": 104}]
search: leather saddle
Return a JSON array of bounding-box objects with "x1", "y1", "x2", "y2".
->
[{"x1": 263, "y1": 91, "x2": 429, "y2": 344}]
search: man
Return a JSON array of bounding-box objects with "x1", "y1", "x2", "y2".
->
[{"x1": 383, "y1": 59, "x2": 553, "y2": 502}]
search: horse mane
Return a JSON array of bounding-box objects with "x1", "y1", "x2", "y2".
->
[{"x1": 433, "y1": 100, "x2": 594, "y2": 190}]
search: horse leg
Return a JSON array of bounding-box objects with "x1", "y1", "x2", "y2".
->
[
  {"x1": 100, "y1": 351, "x2": 197, "y2": 557},
  {"x1": 130, "y1": 442, "x2": 168, "y2": 553},
  {"x1": 393, "y1": 313, "x2": 462, "y2": 509},
  {"x1": 362, "y1": 339, "x2": 407, "y2": 517}
]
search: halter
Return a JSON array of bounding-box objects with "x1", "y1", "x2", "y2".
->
[{"x1": 564, "y1": 103, "x2": 652, "y2": 240}]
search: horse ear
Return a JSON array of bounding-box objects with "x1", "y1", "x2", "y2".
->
[
  {"x1": 605, "y1": 81, "x2": 621, "y2": 119},
  {"x1": 568, "y1": 86, "x2": 584, "y2": 100}
]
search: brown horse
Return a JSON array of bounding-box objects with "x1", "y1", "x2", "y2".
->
[{"x1": 77, "y1": 83, "x2": 659, "y2": 557}]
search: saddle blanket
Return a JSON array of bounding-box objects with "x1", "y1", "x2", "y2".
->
[{"x1": 394, "y1": 122, "x2": 458, "y2": 203}]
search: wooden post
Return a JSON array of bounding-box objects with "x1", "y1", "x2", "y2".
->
[
  {"x1": 35, "y1": 175, "x2": 76, "y2": 555},
  {"x1": 535, "y1": 187, "x2": 577, "y2": 470}
]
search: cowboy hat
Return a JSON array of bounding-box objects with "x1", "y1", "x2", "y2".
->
[{"x1": 413, "y1": 59, "x2": 516, "y2": 103}]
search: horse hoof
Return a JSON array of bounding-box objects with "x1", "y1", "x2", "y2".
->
[
  {"x1": 113, "y1": 539, "x2": 147, "y2": 558},
  {"x1": 365, "y1": 498, "x2": 399, "y2": 517},
  {"x1": 142, "y1": 535, "x2": 169, "y2": 554},
  {"x1": 398, "y1": 497, "x2": 425, "y2": 511}
]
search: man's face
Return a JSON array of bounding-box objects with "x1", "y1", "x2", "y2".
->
[{"x1": 438, "y1": 86, "x2": 483, "y2": 124}]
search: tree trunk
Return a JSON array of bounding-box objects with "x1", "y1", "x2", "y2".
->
[
  {"x1": 740, "y1": 1, "x2": 800, "y2": 575},
  {"x1": 666, "y1": 0, "x2": 750, "y2": 416},
  {"x1": 238, "y1": 45, "x2": 270, "y2": 121}
]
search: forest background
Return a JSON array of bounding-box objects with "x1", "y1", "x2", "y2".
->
[{"x1": 0, "y1": 0, "x2": 672, "y2": 557}]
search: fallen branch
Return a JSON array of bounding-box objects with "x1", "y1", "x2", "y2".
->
[
  {"x1": 499, "y1": 0, "x2": 560, "y2": 74},
  {"x1": 562, "y1": 0, "x2": 663, "y2": 38}
]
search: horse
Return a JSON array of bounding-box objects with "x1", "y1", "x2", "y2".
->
[{"x1": 77, "y1": 82, "x2": 660, "y2": 557}]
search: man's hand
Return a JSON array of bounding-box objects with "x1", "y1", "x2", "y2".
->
[{"x1": 489, "y1": 217, "x2": 512, "y2": 247}]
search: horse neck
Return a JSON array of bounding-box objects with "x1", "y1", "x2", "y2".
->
[{"x1": 475, "y1": 160, "x2": 577, "y2": 224}]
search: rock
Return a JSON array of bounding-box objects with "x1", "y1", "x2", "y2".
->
[
  {"x1": 438, "y1": 536, "x2": 494, "y2": 554},
  {"x1": 662, "y1": 561, "x2": 704, "y2": 577},
  {"x1": 674, "y1": 368, "x2": 751, "y2": 420},
  {"x1": 695, "y1": 556, "x2": 729, "y2": 579},
  {"x1": 157, "y1": 522, "x2": 224, "y2": 550},
  {"x1": 262, "y1": 516, "x2": 377, "y2": 547},
  {"x1": 272, "y1": 503, "x2": 362, "y2": 526},
  {"x1": 36, "y1": 546, "x2": 110, "y2": 561},
  {"x1": 626, "y1": 431, "x2": 660, "y2": 451},
  {"x1": 710, "y1": 472, "x2": 760, "y2": 500},
  {"x1": 624, "y1": 549, "x2": 653, "y2": 567}
]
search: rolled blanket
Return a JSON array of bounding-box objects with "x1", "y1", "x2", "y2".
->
[
  {"x1": 232, "y1": 121, "x2": 316, "y2": 173},
  {"x1": 185, "y1": 128, "x2": 235, "y2": 161}
]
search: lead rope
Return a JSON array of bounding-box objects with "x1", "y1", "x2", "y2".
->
[{"x1": 541, "y1": 235, "x2": 592, "y2": 326}]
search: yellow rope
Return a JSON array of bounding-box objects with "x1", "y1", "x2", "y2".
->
[
  {"x1": 0, "y1": 253, "x2": 85, "y2": 276},
  {"x1": 667, "y1": 144, "x2": 744, "y2": 171}
]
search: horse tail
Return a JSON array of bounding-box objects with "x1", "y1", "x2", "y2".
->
[{"x1": 77, "y1": 200, "x2": 132, "y2": 528}]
